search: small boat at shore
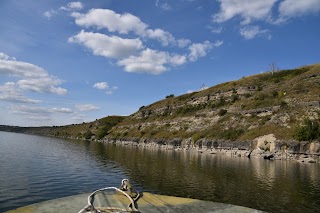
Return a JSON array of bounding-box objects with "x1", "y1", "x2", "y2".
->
[{"x1": 6, "y1": 179, "x2": 264, "y2": 213}]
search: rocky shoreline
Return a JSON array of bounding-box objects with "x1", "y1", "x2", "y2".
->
[{"x1": 101, "y1": 134, "x2": 320, "y2": 163}]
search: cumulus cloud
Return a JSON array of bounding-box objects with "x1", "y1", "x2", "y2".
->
[
  {"x1": 93, "y1": 82, "x2": 117, "y2": 95},
  {"x1": 117, "y1": 49, "x2": 168, "y2": 74},
  {"x1": 72, "y1": 9, "x2": 147, "y2": 35},
  {"x1": 75, "y1": 104, "x2": 100, "y2": 111},
  {"x1": 117, "y1": 48, "x2": 187, "y2": 74},
  {"x1": 0, "y1": 52, "x2": 10, "y2": 60},
  {"x1": 43, "y1": 10, "x2": 57, "y2": 19},
  {"x1": 0, "y1": 57, "x2": 48, "y2": 79},
  {"x1": 239, "y1": 26, "x2": 269, "y2": 39},
  {"x1": 68, "y1": 30, "x2": 144, "y2": 59},
  {"x1": 145, "y1": 29, "x2": 175, "y2": 46},
  {"x1": 177, "y1": 39, "x2": 191, "y2": 48},
  {"x1": 0, "y1": 82, "x2": 41, "y2": 104},
  {"x1": 60, "y1": 1, "x2": 84, "y2": 11},
  {"x1": 69, "y1": 9, "x2": 221, "y2": 74},
  {"x1": 212, "y1": 0, "x2": 320, "y2": 39},
  {"x1": 71, "y1": 9, "x2": 178, "y2": 46},
  {"x1": 16, "y1": 78, "x2": 67, "y2": 95},
  {"x1": 188, "y1": 41, "x2": 214, "y2": 62},
  {"x1": 213, "y1": 0, "x2": 277, "y2": 24},
  {"x1": 0, "y1": 53, "x2": 67, "y2": 96},
  {"x1": 279, "y1": 0, "x2": 320, "y2": 17},
  {"x1": 93, "y1": 82, "x2": 109, "y2": 90}
]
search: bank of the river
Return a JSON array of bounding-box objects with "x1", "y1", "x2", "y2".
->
[
  {"x1": 100, "y1": 134, "x2": 320, "y2": 163},
  {"x1": 4, "y1": 128, "x2": 319, "y2": 163}
]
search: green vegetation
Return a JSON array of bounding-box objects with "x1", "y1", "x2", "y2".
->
[
  {"x1": 294, "y1": 118, "x2": 320, "y2": 141},
  {"x1": 83, "y1": 130, "x2": 93, "y2": 140},
  {"x1": 1, "y1": 64, "x2": 320, "y2": 143},
  {"x1": 259, "y1": 67, "x2": 310, "y2": 83}
]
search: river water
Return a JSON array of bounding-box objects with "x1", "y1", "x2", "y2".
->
[{"x1": 0, "y1": 131, "x2": 319, "y2": 212}]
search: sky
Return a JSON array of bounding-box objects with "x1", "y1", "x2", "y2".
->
[{"x1": 0, "y1": 0, "x2": 319, "y2": 127}]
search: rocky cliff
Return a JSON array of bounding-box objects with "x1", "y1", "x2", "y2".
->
[
  {"x1": 103, "y1": 64, "x2": 320, "y2": 161},
  {"x1": 1, "y1": 64, "x2": 320, "y2": 162}
]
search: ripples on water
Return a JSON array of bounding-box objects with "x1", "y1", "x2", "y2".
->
[{"x1": 0, "y1": 131, "x2": 319, "y2": 212}]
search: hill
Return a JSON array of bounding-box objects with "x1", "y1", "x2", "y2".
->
[
  {"x1": 107, "y1": 64, "x2": 320, "y2": 144},
  {"x1": 1, "y1": 64, "x2": 320, "y2": 148},
  {"x1": 0, "y1": 116, "x2": 126, "y2": 140}
]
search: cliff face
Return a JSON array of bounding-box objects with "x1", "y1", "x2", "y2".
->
[
  {"x1": 1, "y1": 64, "x2": 320, "y2": 161},
  {"x1": 107, "y1": 64, "x2": 320, "y2": 145}
]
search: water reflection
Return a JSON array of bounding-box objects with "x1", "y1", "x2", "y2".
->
[
  {"x1": 94, "y1": 143, "x2": 320, "y2": 213},
  {"x1": 1, "y1": 131, "x2": 319, "y2": 213}
]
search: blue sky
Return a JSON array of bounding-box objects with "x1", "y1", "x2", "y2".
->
[{"x1": 0, "y1": 0, "x2": 319, "y2": 126}]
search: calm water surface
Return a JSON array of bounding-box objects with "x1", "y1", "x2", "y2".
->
[{"x1": 0, "y1": 131, "x2": 319, "y2": 212}]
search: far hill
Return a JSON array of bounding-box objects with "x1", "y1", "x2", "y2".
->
[{"x1": 0, "y1": 116, "x2": 126, "y2": 140}]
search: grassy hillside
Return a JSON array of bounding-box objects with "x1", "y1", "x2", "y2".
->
[
  {"x1": 107, "y1": 64, "x2": 320, "y2": 142},
  {"x1": 1, "y1": 64, "x2": 319, "y2": 143}
]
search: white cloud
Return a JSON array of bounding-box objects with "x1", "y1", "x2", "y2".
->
[
  {"x1": 117, "y1": 48, "x2": 187, "y2": 74},
  {"x1": 156, "y1": 0, "x2": 172, "y2": 11},
  {"x1": 0, "y1": 57, "x2": 48, "y2": 78},
  {"x1": 209, "y1": 26, "x2": 223, "y2": 34},
  {"x1": 16, "y1": 77, "x2": 67, "y2": 95},
  {"x1": 213, "y1": 0, "x2": 277, "y2": 24},
  {"x1": 68, "y1": 30, "x2": 144, "y2": 59},
  {"x1": 169, "y1": 54, "x2": 187, "y2": 66},
  {"x1": 279, "y1": 0, "x2": 320, "y2": 17},
  {"x1": 213, "y1": 40, "x2": 224, "y2": 47},
  {"x1": 73, "y1": 9, "x2": 148, "y2": 35},
  {"x1": 69, "y1": 9, "x2": 221, "y2": 74},
  {"x1": 68, "y1": 2, "x2": 84, "y2": 10},
  {"x1": 72, "y1": 9, "x2": 178, "y2": 46},
  {"x1": 8, "y1": 105, "x2": 73, "y2": 123},
  {"x1": 75, "y1": 104, "x2": 100, "y2": 111},
  {"x1": 10, "y1": 105, "x2": 51, "y2": 116},
  {"x1": 239, "y1": 25, "x2": 269, "y2": 39},
  {"x1": 43, "y1": 10, "x2": 57, "y2": 19},
  {"x1": 0, "y1": 82, "x2": 41, "y2": 104},
  {"x1": 144, "y1": 29, "x2": 175, "y2": 46},
  {"x1": 118, "y1": 49, "x2": 168, "y2": 74},
  {"x1": 52, "y1": 107, "x2": 73, "y2": 113},
  {"x1": 0, "y1": 53, "x2": 67, "y2": 96},
  {"x1": 93, "y1": 82, "x2": 117, "y2": 95},
  {"x1": 177, "y1": 39, "x2": 191, "y2": 48},
  {"x1": 93, "y1": 82, "x2": 109, "y2": 90},
  {"x1": 188, "y1": 41, "x2": 214, "y2": 62},
  {"x1": 60, "y1": 1, "x2": 84, "y2": 11},
  {"x1": 0, "y1": 52, "x2": 10, "y2": 60}
]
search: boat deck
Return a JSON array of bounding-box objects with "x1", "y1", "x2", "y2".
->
[{"x1": 6, "y1": 192, "x2": 264, "y2": 213}]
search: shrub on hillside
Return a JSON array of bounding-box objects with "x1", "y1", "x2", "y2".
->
[
  {"x1": 294, "y1": 118, "x2": 320, "y2": 141},
  {"x1": 83, "y1": 130, "x2": 93, "y2": 140}
]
